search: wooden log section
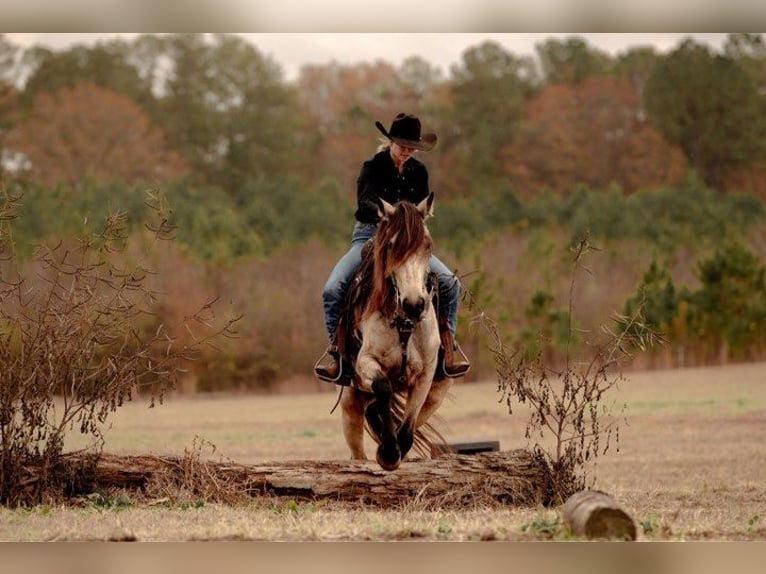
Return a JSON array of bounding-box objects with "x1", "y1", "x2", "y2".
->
[
  {"x1": 53, "y1": 449, "x2": 554, "y2": 508},
  {"x1": 561, "y1": 490, "x2": 637, "y2": 540}
]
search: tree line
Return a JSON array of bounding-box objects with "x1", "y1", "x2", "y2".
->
[{"x1": 0, "y1": 33, "x2": 765, "y2": 391}]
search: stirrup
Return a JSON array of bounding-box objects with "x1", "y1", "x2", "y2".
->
[
  {"x1": 314, "y1": 346, "x2": 350, "y2": 385},
  {"x1": 442, "y1": 343, "x2": 470, "y2": 379},
  {"x1": 442, "y1": 362, "x2": 470, "y2": 378}
]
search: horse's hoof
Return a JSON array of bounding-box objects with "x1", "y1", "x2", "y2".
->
[{"x1": 376, "y1": 445, "x2": 401, "y2": 471}]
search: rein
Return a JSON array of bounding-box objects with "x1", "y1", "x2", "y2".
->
[{"x1": 392, "y1": 314, "x2": 415, "y2": 387}]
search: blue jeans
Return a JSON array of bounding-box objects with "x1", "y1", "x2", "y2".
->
[{"x1": 322, "y1": 222, "x2": 462, "y2": 343}]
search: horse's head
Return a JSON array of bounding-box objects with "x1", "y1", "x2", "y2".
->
[{"x1": 371, "y1": 193, "x2": 435, "y2": 323}]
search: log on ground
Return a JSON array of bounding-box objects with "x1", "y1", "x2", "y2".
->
[
  {"x1": 53, "y1": 449, "x2": 554, "y2": 508},
  {"x1": 561, "y1": 490, "x2": 637, "y2": 540}
]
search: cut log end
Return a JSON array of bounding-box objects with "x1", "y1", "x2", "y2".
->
[
  {"x1": 561, "y1": 490, "x2": 637, "y2": 541},
  {"x1": 583, "y1": 506, "x2": 637, "y2": 541}
]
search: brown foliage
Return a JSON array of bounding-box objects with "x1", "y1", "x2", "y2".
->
[
  {"x1": 297, "y1": 62, "x2": 426, "y2": 189},
  {"x1": 214, "y1": 238, "x2": 335, "y2": 389},
  {"x1": 0, "y1": 195, "x2": 240, "y2": 506},
  {"x1": 7, "y1": 81, "x2": 189, "y2": 188},
  {"x1": 468, "y1": 237, "x2": 664, "y2": 502},
  {"x1": 502, "y1": 76, "x2": 687, "y2": 196},
  {"x1": 721, "y1": 162, "x2": 766, "y2": 201}
]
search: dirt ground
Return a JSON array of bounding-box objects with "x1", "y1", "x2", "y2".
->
[{"x1": 1, "y1": 361, "x2": 764, "y2": 541}]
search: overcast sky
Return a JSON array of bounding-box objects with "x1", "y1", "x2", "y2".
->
[{"x1": 6, "y1": 33, "x2": 731, "y2": 81}]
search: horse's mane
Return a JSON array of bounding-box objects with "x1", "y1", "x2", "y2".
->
[{"x1": 368, "y1": 201, "x2": 429, "y2": 316}]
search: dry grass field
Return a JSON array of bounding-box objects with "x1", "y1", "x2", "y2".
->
[{"x1": 1, "y1": 361, "x2": 764, "y2": 541}]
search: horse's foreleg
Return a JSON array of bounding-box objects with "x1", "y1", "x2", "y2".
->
[
  {"x1": 356, "y1": 341, "x2": 402, "y2": 471},
  {"x1": 371, "y1": 374, "x2": 401, "y2": 471},
  {"x1": 341, "y1": 388, "x2": 368, "y2": 460}
]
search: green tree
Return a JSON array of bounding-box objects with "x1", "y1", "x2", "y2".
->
[
  {"x1": 428, "y1": 188, "x2": 523, "y2": 255},
  {"x1": 685, "y1": 241, "x2": 766, "y2": 362},
  {"x1": 644, "y1": 39, "x2": 766, "y2": 189},
  {"x1": 443, "y1": 40, "x2": 537, "y2": 194},
  {"x1": 624, "y1": 175, "x2": 765, "y2": 250},
  {"x1": 0, "y1": 35, "x2": 16, "y2": 78},
  {"x1": 535, "y1": 36, "x2": 612, "y2": 85},
  {"x1": 0, "y1": 35, "x2": 19, "y2": 180},
  {"x1": 623, "y1": 259, "x2": 678, "y2": 337},
  {"x1": 156, "y1": 33, "x2": 306, "y2": 193},
  {"x1": 723, "y1": 33, "x2": 766, "y2": 92},
  {"x1": 241, "y1": 176, "x2": 350, "y2": 254},
  {"x1": 399, "y1": 56, "x2": 444, "y2": 100},
  {"x1": 621, "y1": 258, "x2": 678, "y2": 367},
  {"x1": 518, "y1": 289, "x2": 570, "y2": 363},
  {"x1": 19, "y1": 40, "x2": 153, "y2": 111},
  {"x1": 612, "y1": 46, "x2": 660, "y2": 99}
]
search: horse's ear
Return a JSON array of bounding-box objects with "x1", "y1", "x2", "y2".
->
[
  {"x1": 377, "y1": 197, "x2": 396, "y2": 221},
  {"x1": 416, "y1": 192, "x2": 435, "y2": 219}
]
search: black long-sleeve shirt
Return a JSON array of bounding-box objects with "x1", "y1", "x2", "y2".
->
[{"x1": 354, "y1": 149, "x2": 431, "y2": 224}]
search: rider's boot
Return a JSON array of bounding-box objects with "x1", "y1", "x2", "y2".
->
[
  {"x1": 314, "y1": 344, "x2": 346, "y2": 384},
  {"x1": 440, "y1": 329, "x2": 470, "y2": 378}
]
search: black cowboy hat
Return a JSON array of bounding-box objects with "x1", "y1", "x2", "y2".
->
[{"x1": 375, "y1": 113, "x2": 437, "y2": 151}]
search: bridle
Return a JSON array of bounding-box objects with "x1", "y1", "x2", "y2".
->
[{"x1": 388, "y1": 271, "x2": 438, "y2": 388}]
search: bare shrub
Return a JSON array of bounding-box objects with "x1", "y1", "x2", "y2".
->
[
  {"x1": 142, "y1": 436, "x2": 252, "y2": 506},
  {"x1": 0, "y1": 188, "x2": 240, "y2": 506},
  {"x1": 467, "y1": 235, "x2": 664, "y2": 503}
]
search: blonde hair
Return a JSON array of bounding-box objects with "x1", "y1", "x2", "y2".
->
[
  {"x1": 377, "y1": 138, "x2": 419, "y2": 154},
  {"x1": 376, "y1": 138, "x2": 391, "y2": 153}
]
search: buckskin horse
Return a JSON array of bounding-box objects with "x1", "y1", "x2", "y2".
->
[{"x1": 335, "y1": 193, "x2": 452, "y2": 471}]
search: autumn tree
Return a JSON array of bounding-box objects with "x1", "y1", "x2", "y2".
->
[
  {"x1": 296, "y1": 59, "x2": 439, "y2": 195},
  {"x1": 503, "y1": 76, "x2": 686, "y2": 196},
  {"x1": 6, "y1": 80, "x2": 188, "y2": 188}
]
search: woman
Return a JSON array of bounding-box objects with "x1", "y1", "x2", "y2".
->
[{"x1": 315, "y1": 112, "x2": 469, "y2": 383}]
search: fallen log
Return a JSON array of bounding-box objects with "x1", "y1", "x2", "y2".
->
[
  {"x1": 51, "y1": 449, "x2": 554, "y2": 508},
  {"x1": 560, "y1": 490, "x2": 637, "y2": 540}
]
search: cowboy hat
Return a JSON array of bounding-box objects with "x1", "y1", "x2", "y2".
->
[{"x1": 375, "y1": 113, "x2": 437, "y2": 151}]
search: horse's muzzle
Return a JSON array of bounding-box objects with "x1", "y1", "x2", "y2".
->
[{"x1": 401, "y1": 295, "x2": 426, "y2": 321}]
